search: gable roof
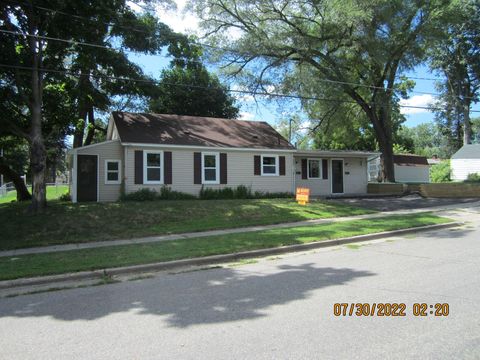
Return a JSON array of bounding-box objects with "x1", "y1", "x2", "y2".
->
[
  {"x1": 111, "y1": 112, "x2": 295, "y2": 150},
  {"x1": 393, "y1": 154, "x2": 429, "y2": 166},
  {"x1": 451, "y1": 144, "x2": 480, "y2": 159}
]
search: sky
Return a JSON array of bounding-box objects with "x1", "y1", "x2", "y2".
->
[{"x1": 127, "y1": 1, "x2": 480, "y2": 129}]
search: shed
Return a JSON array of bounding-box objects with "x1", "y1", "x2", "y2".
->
[{"x1": 451, "y1": 144, "x2": 480, "y2": 181}]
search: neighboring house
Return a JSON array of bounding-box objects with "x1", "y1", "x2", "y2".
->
[
  {"x1": 368, "y1": 154, "x2": 430, "y2": 183},
  {"x1": 70, "y1": 112, "x2": 377, "y2": 202},
  {"x1": 451, "y1": 144, "x2": 480, "y2": 181}
]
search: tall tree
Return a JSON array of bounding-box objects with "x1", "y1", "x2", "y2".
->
[
  {"x1": 429, "y1": 0, "x2": 480, "y2": 146},
  {"x1": 150, "y1": 39, "x2": 239, "y2": 118},
  {"x1": 0, "y1": 1, "x2": 180, "y2": 211},
  {"x1": 193, "y1": 0, "x2": 451, "y2": 181}
]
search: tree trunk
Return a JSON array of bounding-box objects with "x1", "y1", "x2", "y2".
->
[
  {"x1": 0, "y1": 160, "x2": 31, "y2": 201},
  {"x1": 29, "y1": 35, "x2": 47, "y2": 212},
  {"x1": 83, "y1": 106, "x2": 96, "y2": 146},
  {"x1": 463, "y1": 103, "x2": 471, "y2": 145}
]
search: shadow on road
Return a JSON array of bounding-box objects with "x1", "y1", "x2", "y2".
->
[{"x1": 0, "y1": 263, "x2": 374, "y2": 327}]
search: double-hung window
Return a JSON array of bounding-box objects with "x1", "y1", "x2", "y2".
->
[
  {"x1": 202, "y1": 152, "x2": 219, "y2": 184},
  {"x1": 105, "y1": 160, "x2": 121, "y2": 184},
  {"x1": 261, "y1": 155, "x2": 279, "y2": 176},
  {"x1": 144, "y1": 151, "x2": 163, "y2": 184},
  {"x1": 308, "y1": 159, "x2": 321, "y2": 179}
]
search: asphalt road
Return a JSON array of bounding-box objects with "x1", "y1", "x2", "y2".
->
[{"x1": 0, "y1": 209, "x2": 479, "y2": 360}]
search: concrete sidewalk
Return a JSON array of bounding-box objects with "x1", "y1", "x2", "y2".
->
[{"x1": 2, "y1": 200, "x2": 479, "y2": 258}]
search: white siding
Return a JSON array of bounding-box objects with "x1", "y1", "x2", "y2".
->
[
  {"x1": 76, "y1": 140, "x2": 123, "y2": 202},
  {"x1": 125, "y1": 146, "x2": 294, "y2": 195},
  {"x1": 451, "y1": 159, "x2": 480, "y2": 181},
  {"x1": 294, "y1": 157, "x2": 368, "y2": 196},
  {"x1": 394, "y1": 164, "x2": 430, "y2": 183}
]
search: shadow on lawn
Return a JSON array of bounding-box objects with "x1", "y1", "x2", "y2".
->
[{"x1": 0, "y1": 263, "x2": 374, "y2": 327}]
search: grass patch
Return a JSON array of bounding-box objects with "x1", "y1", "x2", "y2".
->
[
  {"x1": 0, "y1": 185, "x2": 68, "y2": 204},
  {"x1": 0, "y1": 198, "x2": 373, "y2": 250},
  {"x1": 0, "y1": 213, "x2": 450, "y2": 281},
  {"x1": 345, "y1": 244, "x2": 362, "y2": 250}
]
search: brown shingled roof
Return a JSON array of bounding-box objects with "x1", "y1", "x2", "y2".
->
[
  {"x1": 393, "y1": 154, "x2": 429, "y2": 166},
  {"x1": 111, "y1": 112, "x2": 295, "y2": 150}
]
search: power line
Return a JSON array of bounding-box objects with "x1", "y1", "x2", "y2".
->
[
  {"x1": 3, "y1": 0, "x2": 453, "y2": 84},
  {"x1": 2, "y1": 63, "x2": 479, "y2": 114},
  {"x1": 3, "y1": 29, "x2": 472, "y2": 101}
]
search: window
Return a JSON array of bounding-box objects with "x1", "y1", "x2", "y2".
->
[
  {"x1": 105, "y1": 160, "x2": 121, "y2": 184},
  {"x1": 261, "y1": 155, "x2": 279, "y2": 176},
  {"x1": 202, "y1": 152, "x2": 219, "y2": 184},
  {"x1": 144, "y1": 151, "x2": 163, "y2": 184},
  {"x1": 308, "y1": 159, "x2": 321, "y2": 179}
]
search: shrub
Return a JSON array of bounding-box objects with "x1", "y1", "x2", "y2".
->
[
  {"x1": 234, "y1": 185, "x2": 252, "y2": 199},
  {"x1": 120, "y1": 188, "x2": 158, "y2": 201},
  {"x1": 464, "y1": 173, "x2": 480, "y2": 183},
  {"x1": 158, "y1": 186, "x2": 196, "y2": 200},
  {"x1": 199, "y1": 185, "x2": 293, "y2": 200},
  {"x1": 121, "y1": 187, "x2": 196, "y2": 201},
  {"x1": 58, "y1": 192, "x2": 71, "y2": 202},
  {"x1": 430, "y1": 160, "x2": 451, "y2": 183}
]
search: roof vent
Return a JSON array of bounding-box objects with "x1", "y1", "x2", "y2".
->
[
  {"x1": 183, "y1": 130, "x2": 191, "y2": 135},
  {"x1": 253, "y1": 135, "x2": 259, "y2": 139}
]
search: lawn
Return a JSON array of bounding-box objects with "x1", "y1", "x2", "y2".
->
[
  {"x1": 0, "y1": 185, "x2": 68, "y2": 204},
  {"x1": 0, "y1": 213, "x2": 451, "y2": 280},
  {"x1": 0, "y1": 198, "x2": 375, "y2": 250}
]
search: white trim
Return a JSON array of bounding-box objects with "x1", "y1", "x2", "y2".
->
[
  {"x1": 122, "y1": 142, "x2": 296, "y2": 153},
  {"x1": 307, "y1": 158, "x2": 322, "y2": 179},
  {"x1": 201, "y1": 152, "x2": 220, "y2": 184},
  {"x1": 104, "y1": 159, "x2": 121, "y2": 185},
  {"x1": 143, "y1": 150, "x2": 164, "y2": 184},
  {"x1": 261, "y1": 154, "x2": 279, "y2": 176},
  {"x1": 72, "y1": 139, "x2": 120, "y2": 152},
  {"x1": 72, "y1": 153, "x2": 77, "y2": 203},
  {"x1": 330, "y1": 158, "x2": 344, "y2": 194}
]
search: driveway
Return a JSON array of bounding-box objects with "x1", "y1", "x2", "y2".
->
[
  {"x1": 0, "y1": 208, "x2": 479, "y2": 359},
  {"x1": 328, "y1": 194, "x2": 480, "y2": 212}
]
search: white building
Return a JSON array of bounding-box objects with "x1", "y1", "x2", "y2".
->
[{"x1": 451, "y1": 144, "x2": 480, "y2": 181}]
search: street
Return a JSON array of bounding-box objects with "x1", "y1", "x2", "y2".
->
[{"x1": 1, "y1": 208, "x2": 479, "y2": 360}]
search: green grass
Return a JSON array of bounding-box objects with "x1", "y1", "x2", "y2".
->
[
  {"x1": 0, "y1": 198, "x2": 374, "y2": 250},
  {"x1": 0, "y1": 185, "x2": 68, "y2": 204},
  {"x1": 0, "y1": 213, "x2": 450, "y2": 281}
]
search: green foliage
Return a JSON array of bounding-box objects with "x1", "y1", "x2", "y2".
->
[
  {"x1": 149, "y1": 64, "x2": 239, "y2": 118},
  {"x1": 58, "y1": 193, "x2": 72, "y2": 202},
  {"x1": 398, "y1": 123, "x2": 452, "y2": 158},
  {"x1": 464, "y1": 173, "x2": 480, "y2": 183},
  {"x1": 199, "y1": 185, "x2": 292, "y2": 200},
  {"x1": 430, "y1": 161, "x2": 451, "y2": 183},
  {"x1": 121, "y1": 187, "x2": 196, "y2": 201}
]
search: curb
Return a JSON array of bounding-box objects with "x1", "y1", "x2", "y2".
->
[{"x1": 0, "y1": 221, "x2": 462, "y2": 290}]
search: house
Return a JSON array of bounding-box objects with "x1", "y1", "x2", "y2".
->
[
  {"x1": 451, "y1": 144, "x2": 480, "y2": 181},
  {"x1": 70, "y1": 112, "x2": 377, "y2": 202},
  {"x1": 368, "y1": 154, "x2": 430, "y2": 183}
]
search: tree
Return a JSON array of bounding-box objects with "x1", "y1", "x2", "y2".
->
[
  {"x1": 0, "y1": 1, "x2": 181, "y2": 211},
  {"x1": 429, "y1": 0, "x2": 480, "y2": 146},
  {"x1": 193, "y1": 0, "x2": 451, "y2": 181},
  {"x1": 149, "y1": 63, "x2": 239, "y2": 118}
]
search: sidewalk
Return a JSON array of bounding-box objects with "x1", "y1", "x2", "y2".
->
[{"x1": 1, "y1": 201, "x2": 479, "y2": 258}]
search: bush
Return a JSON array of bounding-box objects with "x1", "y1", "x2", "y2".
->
[
  {"x1": 199, "y1": 185, "x2": 293, "y2": 200},
  {"x1": 121, "y1": 187, "x2": 196, "y2": 201},
  {"x1": 464, "y1": 173, "x2": 480, "y2": 183},
  {"x1": 58, "y1": 192, "x2": 71, "y2": 202},
  {"x1": 121, "y1": 188, "x2": 158, "y2": 201},
  {"x1": 430, "y1": 160, "x2": 451, "y2": 183},
  {"x1": 158, "y1": 186, "x2": 196, "y2": 200}
]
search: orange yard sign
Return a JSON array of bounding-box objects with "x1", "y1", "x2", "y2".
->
[{"x1": 296, "y1": 187, "x2": 310, "y2": 205}]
